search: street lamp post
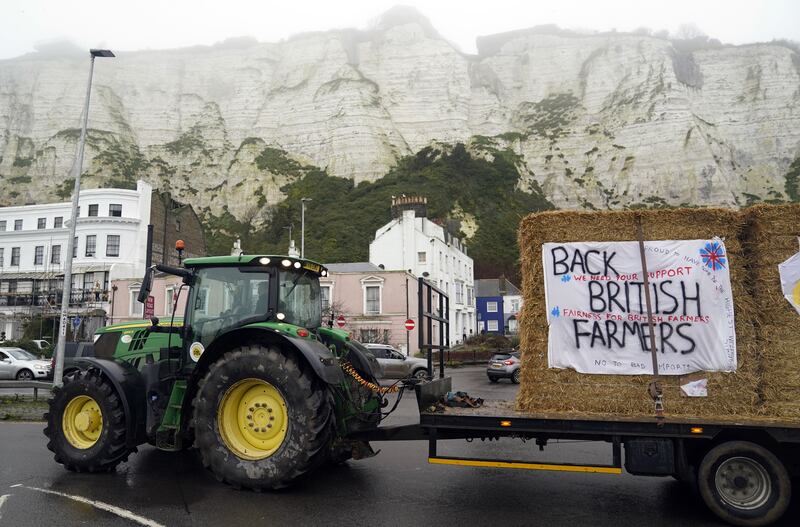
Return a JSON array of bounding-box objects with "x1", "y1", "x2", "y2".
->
[
  {"x1": 53, "y1": 49, "x2": 115, "y2": 388},
  {"x1": 300, "y1": 198, "x2": 312, "y2": 259}
]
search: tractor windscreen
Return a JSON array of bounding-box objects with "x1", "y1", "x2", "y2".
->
[{"x1": 278, "y1": 269, "x2": 322, "y2": 329}]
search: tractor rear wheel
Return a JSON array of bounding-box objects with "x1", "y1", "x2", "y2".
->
[
  {"x1": 44, "y1": 369, "x2": 132, "y2": 472},
  {"x1": 193, "y1": 345, "x2": 333, "y2": 490}
]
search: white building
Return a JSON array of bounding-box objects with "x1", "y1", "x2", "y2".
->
[
  {"x1": 369, "y1": 196, "x2": 475, "y2": 345},
  {"x1": 0, "y1": 181, "x2": 153, "y2": 339}
]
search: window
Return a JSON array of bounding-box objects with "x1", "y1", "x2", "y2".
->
[
  {"x1": 14, "y1": 219, "x2": 22, "y2": 231},
  {"x1": 11, "y1": 247, "x2": 20, "y2": 266},
  {"x1": 34, "y1": 246, "x2": 44, "y2": 265},
  {"x1": 129, "y1": 286, "x2": 141, "y2": 316},
  {"x1": 320, "y1": 285, "x2": 331, "y2": 311},
  {"x1": 511, "y1": 299, "x2": 520, "y2": 312},
  {"x1": 37, "y1": 218, "x2": 46, "y2": 229},
  {"x1": 365, "y1": 286, "x2": 380, "y2": 315},
  {"x1": 106, "y1": 235, "x2": 120, "y2": 257},
  {"x1": 165, "y1": 287, "x2": 177, "y2": 316},
  {"x1": 88, "y1": 204, "x2": 99, "y2": 217},
  {"x1": 360, "y1": 329, "x2": 380, "y2": 343},
  {"x1": 0, "y1": 248, "x2": 3, "y2": 267},
  {"x1": 83, "y1": 273, "x2": 93, "y2": 293},
  {"x1": 0, "y1": 221, "x2": 5, "y2": 231},
  {"x1": 8, "y1": 281, "x2": 17, "y2": 293},
  {"x1": 487, "y1": 301, "x2": 498, "y2": 313},
  {"x1": 51, "y1": 245, "x2": 61, "y2": 265},
  {"x1": 54, "y1": 216, "x2": 63, "y2": 228},
  {"x1": 487, "y1": 320, "x2": 499, "y2": 332},
  {"x1": 72, "y1": 237, "x2": 78, "y2": 258},
  {"x1": 418, "y1": 251, "x2": 427, "y2": 263},
  {"x1": 108, "y1": 204, "x2": 122, "y2": 217},
  {"x1": 85, "y1": 235, "x2": 96, "y2": 257}
]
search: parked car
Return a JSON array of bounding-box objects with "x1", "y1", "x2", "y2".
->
[
  {"x1": 50, "y1": 341, "x2": 96, "y2": 377},
  {"x1": 487, "y1": 351, "x2": 521, "y2": 383},
  {"x1": 0, "y1": 347, "x2": 53, "y2": 380},
  {"x1": 363, "y1": 343, "x2": 428, "y2": 379},
  {"x1": 31, "y1": 339, "x2": 51, "y2": 351}
]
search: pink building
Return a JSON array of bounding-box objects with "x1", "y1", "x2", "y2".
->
[
  {"x1": 109, "y1": 274, "x2": 188, "y2": 324},
  {"x1": 322, "y1": 263, "x2": 419, "y2": 356}
]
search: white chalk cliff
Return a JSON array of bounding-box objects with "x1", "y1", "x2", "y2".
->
[{"x1": 1, "y1": 10, "x2": 799, "y2": 221}]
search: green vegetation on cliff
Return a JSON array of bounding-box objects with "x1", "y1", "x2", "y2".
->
[{"x1": 203, "y1": 143, "x2": 554, "y2": 280}]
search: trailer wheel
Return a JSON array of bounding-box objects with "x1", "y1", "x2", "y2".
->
[
  {"x1": 44, "y1": 369, "x2": 132, "y2": 472},
  {"x1": 697, "y1": 441, "x2": 791, "y2": 527},
  {"x1": 193, "y1": 345, "x2": 333, "y2": 490}
]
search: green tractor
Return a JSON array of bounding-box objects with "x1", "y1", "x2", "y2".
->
[{"x1": 44, "y1": 255, "x2": 386, "y2": 489}]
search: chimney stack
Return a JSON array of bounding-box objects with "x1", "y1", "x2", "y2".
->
[{"x1": 391, "y1": 195, "x2": 428, "y2": 219}]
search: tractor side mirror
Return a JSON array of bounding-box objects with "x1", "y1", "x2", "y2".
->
[{"x1": 138, "y1": 266, "x2": 154, "y2": 303}]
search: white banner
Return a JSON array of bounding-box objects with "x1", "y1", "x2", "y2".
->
[
  {"x1": 543, "y1": 238, "x2": 736, "y2": 375},
  {"x1": 778, "y1": 250, "x2": 800, "y2": 315}
]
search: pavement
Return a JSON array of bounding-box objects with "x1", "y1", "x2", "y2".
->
[{"x1": 1, "y1": 365, "x2": 799, "y2": 526}]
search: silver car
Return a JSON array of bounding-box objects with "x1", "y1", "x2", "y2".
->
[
  {"x1": 363, "y1": 344, "x2": 429, "y2": 379},
  {"x1": 487, "y1": 351, "x2": 521, "y2": 384},
  {"x1": 0, "y1": 347, "x2": 52, "y2": 380}
]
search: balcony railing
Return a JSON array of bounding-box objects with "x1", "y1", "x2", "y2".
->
[{"x1": 0, "y1": 289, "x2": 110, "y2": 308}]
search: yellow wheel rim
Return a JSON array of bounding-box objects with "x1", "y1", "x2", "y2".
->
[
  {"x1": 62, "y1": 395, "x2": 103, "y2": 449},
  {"x1": 218, "y1": 378, "x2": 288, "y2": 461}
]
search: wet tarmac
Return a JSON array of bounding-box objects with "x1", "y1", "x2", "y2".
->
[{"x1": 1, "y1": 366, "x2": 799, "y2": 526}]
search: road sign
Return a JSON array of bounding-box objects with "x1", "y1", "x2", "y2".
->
[
  {"x1": 144, "y1": 295, "x2": 155, "y2": 318},
  {"x1": 404, "y1": 319, "x2": 416, "y2": 331},
  {"x1": 72, "y1": 317, "x2": 82, "y2": 329},
  {"x1": 336, "y1": 315, "x2": 346, "y2": 328}
]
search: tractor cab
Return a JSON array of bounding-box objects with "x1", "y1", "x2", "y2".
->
[{"x1": 138, "y1": 255, "x2": 331, "y2": 362}]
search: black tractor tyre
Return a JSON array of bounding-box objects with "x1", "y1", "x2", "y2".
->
[
  {"x1": 697, "y1": 441, "x2": 791, "y2": 527},
  {"x1": 16, "y1": 369, "x2": 34, "y2": 380},
  {"x1": 511, "y1": 369, "x2": 521, "y2": 384},
  {"x1": 44, "y1": 369, "x2": 133, "y2": 473},
  {"x1": 192, "y1": 345, "x2": 333, "y2": 490}
]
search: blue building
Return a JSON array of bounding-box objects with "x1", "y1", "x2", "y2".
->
[{"x1": 475, "y1": 278, "x2": 522, "y2": 335}]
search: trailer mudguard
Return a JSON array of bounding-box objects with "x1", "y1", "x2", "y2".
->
[{"x1": 70, "y1": 357, "x2": 147, "y2": 447}]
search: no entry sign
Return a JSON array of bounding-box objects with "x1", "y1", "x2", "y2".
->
[
  {"x1": 404, "y1": 319, "x2": 416, "y2": 331},
  {"x1": 336, "y1": 315, "x2": 346, "y2": 328}
]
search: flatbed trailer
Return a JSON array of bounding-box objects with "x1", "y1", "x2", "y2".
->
[
  {"x1": 361, "y1": 376, "x2": 800, "y2": 527},
  {"x1": 361, "y1": 277, "x2": 800, "y2": 526}
]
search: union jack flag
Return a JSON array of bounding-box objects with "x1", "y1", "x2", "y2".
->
[{"x1": 700, "y1": 241, "x2": 727, "y2": 271}]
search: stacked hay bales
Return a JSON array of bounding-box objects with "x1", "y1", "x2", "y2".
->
[
  {"x1": 515, "y1": 208, "x2": 761, "y2": 419},
  {"x1": 744, "y1": 204, "x2": 800, "y2": 419}
]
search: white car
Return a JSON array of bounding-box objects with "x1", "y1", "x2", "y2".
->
[
  {"x1": 31, "y1": 339, "x2": 51, "y2": 350},
  {"x1": 0, "y1": 347, "x2": 52, "y2": 380}
]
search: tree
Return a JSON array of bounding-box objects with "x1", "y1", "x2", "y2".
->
[{"x1": 675, "y1": 23, "x2": 707, "y2": 41}]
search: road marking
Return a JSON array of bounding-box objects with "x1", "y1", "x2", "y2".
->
[
  {"x1": 22, "y1": 486, "x2": 165, "y2": 527},
  {"x1": 0, "y1": 494, "x2": 10, "y2": 520},
  {"x1": 9, "y1": 484, "x2": 21, "y2": 488}
]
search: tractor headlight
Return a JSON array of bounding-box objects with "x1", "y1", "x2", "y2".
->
[
  {"x1": 293, "y1": 261, "x2": 301, "y2": 269},
  {"x1": 259, "y1": 257, "x2": 271, "y2": 265},
  {"x1": 276, "y1": 312, "x2": 286, "y2": 321},
  {"x1": 321, "y1": 270, "x2": 327, "y2": 277},
  {"x1": 281, "y1": 259, "x2": 291, "y2": 267}
]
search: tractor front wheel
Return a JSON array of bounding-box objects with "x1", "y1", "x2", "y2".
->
[
  {"x1": 44, "y1": 369, "x2": 132, "y2": 472},
  {"x1": 193, "y1": 345, "x2": 332, "y2": 490}
]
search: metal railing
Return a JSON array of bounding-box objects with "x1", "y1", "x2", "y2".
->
[
  {"x1": 0, "y1": 289, "x2": 109, "y2": 307},
  {"x1": 0, "y1": 380, "x2": 53, "y2": 400}
]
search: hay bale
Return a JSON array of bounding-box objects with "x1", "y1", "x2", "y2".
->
[
  {"x1": 515, "y1": 208, "x2": 762, "y2": 419},
  {"x1": 743, "y1": 204, "x2": 800, "y2": 418}
]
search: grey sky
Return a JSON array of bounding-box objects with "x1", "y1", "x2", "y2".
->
[{"x1": 1, "y1": 0, "x2": 798, "y2": 60}]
